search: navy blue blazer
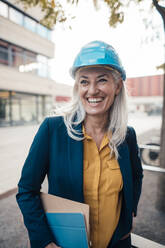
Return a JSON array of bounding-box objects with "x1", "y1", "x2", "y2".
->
[{"x1": 16, "y1": 116, "x2": 143, "y2": 248}]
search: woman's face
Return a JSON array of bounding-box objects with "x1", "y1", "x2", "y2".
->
[{"x1": 76, "y1": 67, "x2": 122, "y2": 118}]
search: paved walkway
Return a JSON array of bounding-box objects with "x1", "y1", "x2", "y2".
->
[
  {"x1": 0, "y1": 124, "x2": 39, "y2": 195},
  {"x1": 131, "y1": 234, "x2": 165, "y2": 248}
]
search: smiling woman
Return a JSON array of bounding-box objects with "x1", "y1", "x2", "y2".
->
[
  {"x1": 76, "y1": 67, "x2": 123, "y2": 149},
  {"x1": 16, "y1": 40, "x2": 143, "y2": 248}
]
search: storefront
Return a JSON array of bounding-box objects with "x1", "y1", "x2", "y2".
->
[{"x1": 0, "y1": 90, "x2": 52, "y2": 126}]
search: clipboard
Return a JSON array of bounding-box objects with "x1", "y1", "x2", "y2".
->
[{"x1": 40, "y1": 192, "x2": 90, "y2": 248}]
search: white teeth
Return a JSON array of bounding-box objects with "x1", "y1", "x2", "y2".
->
[{"x1": 87, "y1": 98, "x2": 103, "y2": 103}]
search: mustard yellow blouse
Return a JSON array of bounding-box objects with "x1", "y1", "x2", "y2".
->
[{"x1": 83, "y1": 127, "x2": 123, "y2": 248}]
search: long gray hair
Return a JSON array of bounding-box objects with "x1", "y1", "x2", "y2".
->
[{"x1": 54, "y1": 69, "x2": 128, "y2": 159}]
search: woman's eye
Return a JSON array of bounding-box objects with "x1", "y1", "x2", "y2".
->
[
  {"x1": 80, "y1": 80, "x2": 88, "y2": 85},
  {"x1": 98, "y1": 78, "x2": 107, "y2": 83}
]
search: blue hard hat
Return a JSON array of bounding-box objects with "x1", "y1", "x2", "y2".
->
[{"x1": 70, "y1": 40, "x2": 126, "y2": 81}]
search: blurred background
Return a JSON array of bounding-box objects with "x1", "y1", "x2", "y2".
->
[{"x1": 0, "y1": 0, "x2": 165, "y2": 247}]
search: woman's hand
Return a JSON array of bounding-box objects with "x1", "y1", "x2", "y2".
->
[
  {"x1": 120, "y1": 232, "x2": 131, "y2": 240},
  {"x1": 45, "y1": 242, "x2": 61, "y2": 248}
]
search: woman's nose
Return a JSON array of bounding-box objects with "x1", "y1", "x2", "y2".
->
[{"x1": 88, "y1": 83, "x2": 99, "y2": 95}]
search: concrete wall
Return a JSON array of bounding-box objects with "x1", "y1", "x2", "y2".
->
[
  {"x1": 0, "y1": 16, "x2": 54, "y2": 58},
  {"x1": 0, "y1": 65, "x2": 72, "y2": 97}
]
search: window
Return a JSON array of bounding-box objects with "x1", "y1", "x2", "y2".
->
[
  {"x1": 37, "y1": 54, "x2": 48, "y2": 77},
  {"x1": 0, "y1": 91, "x2": 10, "y2": 126},
  {"x1": 11, "y1": 45, "x2": 24, "y2": 68},
  {"x1": 0, "y1": 1, "x2": 8, "y2": 18},
  {"x1": 47, "y1": 29, "x2": 53, "y2": 41},
  {"x1": 0, "y1": 39, "x2": 52, "y2": 79},
  {"x1": 0, "y1": 40, "x2": 9, "y2": 65},
  {"x1": 12, "y1": 93, "x2": 37, "y2": 123},
  {"x1": 37, "y1": 96, "x2": 44, "y2": 122},
  {"x1": 37, "y1": 23, "x2": 48, "y2": 39},
  {"x1": 24, "y1": 16, "x2": 36, "y2": 33},
  {"x1": 37, "y1": 54, "x2": 47, "y2": 64},
  {"x1": 45, "y1": 96, "x2": 52, "y2": 115},
  {"x1": 0, "y1": 2, "x2": 52, "y2": 41},
  {"x1": 22, "y1": 50, "x2": 38, "y2": 74},
  {"x1": 0, "y1": 90, "x2": 52, "y2": 126},
  {"x1": 9, "y1": 7, "x2": 23, "y2": 26}
]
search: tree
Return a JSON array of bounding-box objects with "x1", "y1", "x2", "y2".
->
[
  {"x1": 19, "y1": 0, "x2": 165, "y2": 210},
  {"x1": 152, "y1": 0, "x2": 165, "y2": 213},
  {"x1": 19, "y1": 0, "x2": 146, "y2": 29}
]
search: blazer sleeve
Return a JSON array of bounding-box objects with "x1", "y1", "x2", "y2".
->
[
  {"x1": 16, "y1": 118, "x2": 54, "y2": 248},
  {"x1": 127, "y1": 127, "x2": 143, "y2": 217}
]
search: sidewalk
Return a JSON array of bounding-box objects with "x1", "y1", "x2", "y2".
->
[
  {"x1": 131, "y1": 234, "x2": 165, "y2": 248},
  {"x1": 0, "y1": 124, "x2": 39, "y2": 195}
]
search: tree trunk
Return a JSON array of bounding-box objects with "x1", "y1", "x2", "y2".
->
[
  {"x1": 153, "y1": 0, "x2": 165, "y2": 212},
  {"x1": 157, "y1": 65, "x2": 165, "y2": 212}
]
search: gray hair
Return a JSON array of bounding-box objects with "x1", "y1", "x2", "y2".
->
[{"x1": 53, "y1": 70, "x2": 128, "y2": 159}]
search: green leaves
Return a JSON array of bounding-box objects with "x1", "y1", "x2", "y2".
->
[
  {"x1": 18, "y1": 0, "x2": 67, "y2": 29},
  {"x1": 18, "y1": 0, "x2": 155, "y2": 29}
]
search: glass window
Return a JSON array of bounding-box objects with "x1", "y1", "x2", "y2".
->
[
  {"x1": 12, "y1": 92, "x2": 37, "y2": 124},
  {"x1": 24, "y1": 16, "x2": 36, "y2": 33},
  {"x1": 37, "y1": 54, "x2": 47, "y2": 64},
  {"x1": 45, "y1": 96, "x2": 52, "y2": 116},
  {"x1": 37, "y1": 63, "x2": 47, "y2": 77},
  {"x1": 11, "y1": 45, "x2": 24, "y2": 68},
  {"x1": 0, "y1": 91, "x2": 52, "y2": 126},
  {"x1": 9, "y1": 7, "x2": 23, "y2": 26},
  {"x1": 0, "y1": 39, "x2": 52, "y2": 78},
  {"x1": 25, "y1": 50, "x2": 37, "y2": 65},
  {"x1": 0, "y1": 91, "x2": 10, "y2": 126},
  {"x1": 0, "y1": 1, "x2": 8, "y2": 18},
  {"x1": 47, "y1": 29, "x2": 53, "y2": 41},
  {"x1": 37, "y1": 55, "x2": 48, "y2": 77},
  {"x1": 47, "y1": 58, "x2": 54, "y2": 80},
  {"x1": 21, "y1": 94, "x2": 37, "y2": 123},
  {"x1": 20, "y1": 50, "x2": 38, "y2": 74},
  {"x1": 37, "y1": 96, "x2": 44, "y2": 122},
  {"x1": 0, "y1": 40, "x2": 9, "y2": 65},
  {"x1": 37, "y1": 23, "x2": 48, "y2": 38},
  {"x1": 11, "y1": 92, "x2": 21, "y2": 123}
]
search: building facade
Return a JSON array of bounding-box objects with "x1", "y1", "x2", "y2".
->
[
  {"x1": 127, "y1": 74, "x2": 163, "y2": 114},
  {"x1": 0, "y1": 0, "x2": 72, "y2": 127},
  {"x1": 127, "y1": 74, "x2": 163, "y2": 97}
]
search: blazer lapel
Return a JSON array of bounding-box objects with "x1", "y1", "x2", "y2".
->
[
  {"x1": 117, "y1": 140, "x2": 133, "y2": 213},
  {"x1": 67, "y1": 122, "x2": 84, "y2": 203}
]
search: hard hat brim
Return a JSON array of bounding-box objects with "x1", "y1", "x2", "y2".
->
[{"x1": 70, "y1": 65, "x2": 123, "y2": 80}]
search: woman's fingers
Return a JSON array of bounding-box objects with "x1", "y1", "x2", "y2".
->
[
  {"x1": 45, "y1": 242, "x2": 61, "y2": 248},
  {"x1": 120, "y1": 232, "x2": 131, "y2": 240}
]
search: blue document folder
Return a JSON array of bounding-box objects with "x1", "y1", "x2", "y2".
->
[{"x1": 45, "y1": 212, "x2": 89, "y2": 248}]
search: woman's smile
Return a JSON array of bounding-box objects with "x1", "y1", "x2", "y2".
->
[
  {"x1": 87, "y1": 97, "x2": 104, "y2": 103},
  {"x1": 86, "y1": 97, "x2": 105, "y2": 108}
]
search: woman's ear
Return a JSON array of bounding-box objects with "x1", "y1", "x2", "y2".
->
[{"x1": 115, "y1": 80, "x2": 123, "y2": 95}]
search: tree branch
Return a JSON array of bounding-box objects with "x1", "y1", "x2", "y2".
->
[{"x1": 153, "y1": 0, "x2": 165, "y2": 28}]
